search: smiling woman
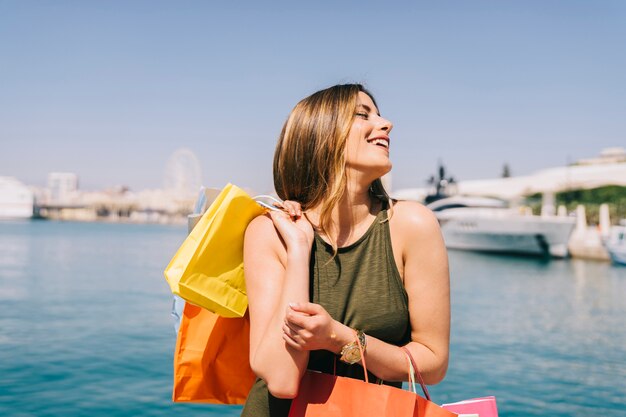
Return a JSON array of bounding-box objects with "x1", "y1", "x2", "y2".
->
[
  {"x1": 344, "y1": 92, "x2": 393, "y2": 184},
  {"x1": 241, "y1": 84, "x2": 450, "y2": 417}
]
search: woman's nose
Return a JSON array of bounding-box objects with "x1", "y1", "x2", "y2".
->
[{"x1": 378, "y1": 116, "x2": 393, "y2": 133}]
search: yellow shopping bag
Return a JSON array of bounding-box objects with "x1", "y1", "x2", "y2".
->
[{"x1": 164, "y1": 183, "x2": 266, "y2": 317}]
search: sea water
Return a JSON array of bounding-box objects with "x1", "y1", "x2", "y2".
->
[{"x1": 0, "y1": 220, "x2": 624, "y2": 416}]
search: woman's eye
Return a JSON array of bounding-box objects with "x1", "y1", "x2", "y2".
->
[{"x1": 355, "y1": 112, "x2": 369, "y2": 119}]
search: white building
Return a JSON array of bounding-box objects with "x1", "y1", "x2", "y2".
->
[
  {"x1": 576, "y1": 147, "x2": 626, "y2": 166},
  {"x1": 0, "y1": 177, "x2": 34, "y2": 219},
  {"x1": 47, "y1": 172, "x2": 79, "y2": 203},
  {"x1": 393, "y1": 148, "x2": 626, "y2": 202}
]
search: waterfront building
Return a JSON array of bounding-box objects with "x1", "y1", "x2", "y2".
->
[
  {"x1": 576, "y1": 147, "x2": 626, "y2": 166},
  {"x1": 393, "y1": 148, "x2": 626, "y2": 202},
  {"x1": 0, "y1": 177, "x2": 34, "y2": 219},
  {"x1": 47, "y1": 172, "x2": 79, "y2": 203}
]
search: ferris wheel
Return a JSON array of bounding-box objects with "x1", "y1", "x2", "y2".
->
[{"x1": 164, "y1": 148, "x2": 203, "y2": 197}]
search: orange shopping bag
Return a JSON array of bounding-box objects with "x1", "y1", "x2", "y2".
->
[
  {"x1": 288, "y1": 370, "x2": 456, "y2": 417},
  {"x1": 173, "y1": 302, "x2": 255, "y2": 404},
  {"x1": 288, "y1": 345, "x2": 456, "y2": 417}
]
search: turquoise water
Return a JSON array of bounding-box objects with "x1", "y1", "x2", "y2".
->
[{"x1": 0, "y1": 221, "x2": 624, "y2": 416}]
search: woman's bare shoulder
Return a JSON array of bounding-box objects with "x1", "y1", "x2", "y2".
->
[
  {"x1": 390, "y1": 200, "x2": 440, "y2": 236},
  {"x1": 246, "y1": 213, "x2": 280, "y2": 243},
  {"x1": 245, "y1": 213, "x2": 287, "y2": 260}
]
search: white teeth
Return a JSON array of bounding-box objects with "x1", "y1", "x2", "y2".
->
[{"x1": 368, "y1": 138, "x2": 389, "y2": 148}]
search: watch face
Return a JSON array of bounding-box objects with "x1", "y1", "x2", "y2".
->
[{"x1": 343, "y1": 347, "x2": 361, "y2": 364}]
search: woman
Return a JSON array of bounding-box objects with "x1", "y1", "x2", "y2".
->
[{"x1": 241, "y1": 84, "x2": 450, "y2": 416}]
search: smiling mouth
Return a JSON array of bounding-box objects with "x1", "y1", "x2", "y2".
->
[{"x1": 367, "y1": 137, "x2": 390, "y2": 149}]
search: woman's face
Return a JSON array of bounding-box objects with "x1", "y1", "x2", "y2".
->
[{"x1": 345, "y1": 91, "x2": 394, "y2": 180}]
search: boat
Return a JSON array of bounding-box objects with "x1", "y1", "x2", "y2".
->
[
  {"x1": 428, "y1": 195, "x2": 576, "y2": 257},
  {"x1": 419, "y1": 163, "x2": 576, "y2": 258},
  {"x1": 605, "y1": 223, "x2": 626, "y2": 265},
  {"x1": 0, "y1": 177, "x2": 34, "y2": 219}
]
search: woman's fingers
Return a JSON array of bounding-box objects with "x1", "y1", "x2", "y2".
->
[
  {"x1": 282, "y1": 322, "x2": 311, "y2": 350},
  {"x1": 282, "y1": 200, "x2": 302, "y2": 217},
  {"x1": 284, "y1": 319, "x2": 314, "y2": 340},
  {"x1": 285, "y1": 302, "x2": 326, "y2": 329},
  {"x1": 285, "y1": 307, "x2": 311, "y2": 329},
  {"x1": 268, "y1": 210, "x2": 298, "y2": 234},
  {"x1": 283, "y1": 302, "x2": 339, "y2": 352},
  {"x1": 283, "y1": 320, "x2": 304, "y2": 336},
  {"x1": 272, "y1": 200, "x2": 303, "y2": 217},
  {"x1": 289, "y1": 301, "x2": 323, "y2": 315},
  {"x1": 282, "y1": 333, "x2": 303, "y2": 351}
]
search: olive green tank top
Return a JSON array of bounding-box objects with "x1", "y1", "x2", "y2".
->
[{"x1": 241, "y1": 207, "x2": 411, "y2": 417}]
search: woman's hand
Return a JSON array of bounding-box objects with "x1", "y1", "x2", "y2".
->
[
  {"x1": 275, "y1": 200, "x2": 303, "y2": 218},
  {"x1": 282, "y1": 302, "x2": 347, "y2": 353},
  {"x1": 269, "y1": 201, "x2": 314, "y2": 253}
]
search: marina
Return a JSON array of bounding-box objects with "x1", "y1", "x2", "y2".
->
[
  {"x1": 2, "y1": 2, "x2": 626, "y2": 416},
  {"x1": 0, "y1": 220, "x2": 624, "y2": 417},
  {"x1": 4, "y1": 150, "x2": 626, "y2": 260},
  {"x1": 392, "y1": 149, "x2": 626, "y2": 264}
]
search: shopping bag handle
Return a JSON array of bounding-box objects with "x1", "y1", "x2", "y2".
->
[
  {"x1": 253, "y1": 194, "x2": 284, "y2": 212},
  {"x1": 355, "y1": 329, "x2": 368, "y2": 384},
  {"x1": 401, "y1": 346, "x2": 431, "y2": 401},
  {"x1": 353, "y1": 335, "x2": 429, "y2": 400},
  {"x1": 404, "y1": 349, "x2": 417, "y2": 394}
]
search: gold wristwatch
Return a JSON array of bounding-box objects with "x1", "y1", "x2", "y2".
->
[{"x1": 339, "y1": 330, "x2": 367, "y2": 364}]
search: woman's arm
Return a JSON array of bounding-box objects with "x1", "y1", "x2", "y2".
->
[
  {"x1": 282, "y1": 201, "x2": 450, "y2": 384},
  {"x1": 361, "y1": 201, "x2": 450, "y2": 383},
  {"x1": 244, "y1": 208, "x2": 313, "y2": 398}
]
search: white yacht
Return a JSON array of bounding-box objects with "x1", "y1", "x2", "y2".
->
[
  {"x1": 427, "y1": 195, "x2": 576, "y2": 258},
  {"x1": 0, "y1": 177, "x2": 34, "y2": 219}
]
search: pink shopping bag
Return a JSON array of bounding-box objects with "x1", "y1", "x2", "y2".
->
[{"x1": 442, "y1": 396, "x2": 498, "y2": 417}]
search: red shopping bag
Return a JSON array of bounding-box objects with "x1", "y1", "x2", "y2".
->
[
  {"x1": 172, "y1": 302, "x2": 255, "y2": 404},
  {"x1": 288, "y1": 370, "x2": 456, "y2": 417},
  {"x1": 288, "y1": 342, "x2": 456, "y2": 417}
]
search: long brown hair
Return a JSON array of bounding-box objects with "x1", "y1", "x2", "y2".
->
[{"x1": 273, "y1": 84, "x2": 391, "y2": 252}]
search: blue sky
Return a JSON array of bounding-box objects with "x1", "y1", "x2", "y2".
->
[{"x1": 1, "y1": 1, "x2": 625, "y2": 194}]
